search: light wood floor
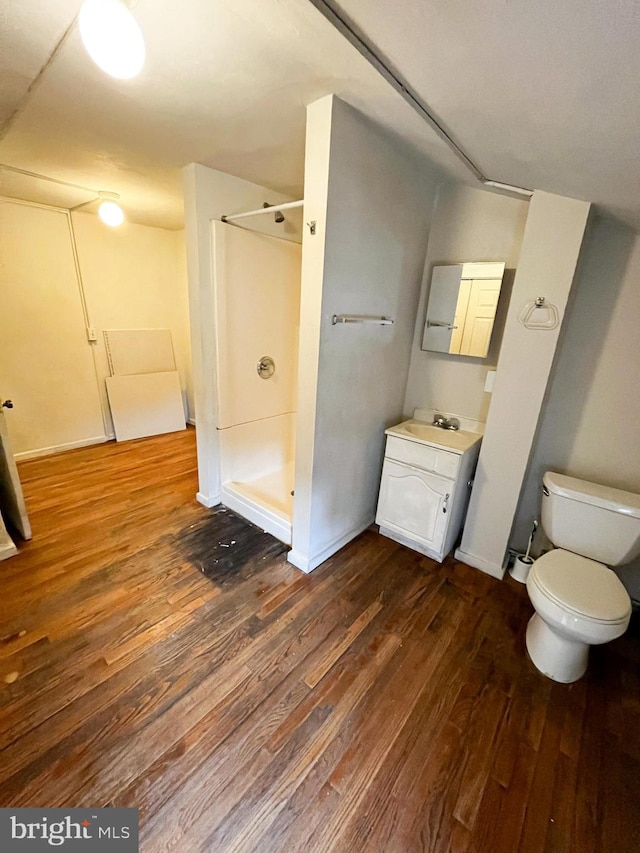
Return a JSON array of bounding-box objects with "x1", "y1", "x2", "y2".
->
[{"x1": 1, "y1": 428, "x2": 638, "y2": 851}]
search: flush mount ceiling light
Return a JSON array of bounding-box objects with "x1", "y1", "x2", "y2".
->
[
  {"x1": 78, "y1": 0, "x2": 145, "y2": 79},
  {"x1": 97, "y1": 192, "x2": 125, "y2": 226},
  {"x1": 1, "y1": 164, "x2": 127, "y2": 227}
]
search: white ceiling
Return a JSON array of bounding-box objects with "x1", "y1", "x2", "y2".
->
[
  {"x1": 1, "y1": 1, "x2": 639, "y2": 229},
  {"x1": 335, "y1": 0, "x2": 640, "y2": 226}
]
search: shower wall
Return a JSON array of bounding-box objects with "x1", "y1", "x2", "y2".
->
[{"x1": 212, "y1": 221, "x2": 301, "y2": 490}]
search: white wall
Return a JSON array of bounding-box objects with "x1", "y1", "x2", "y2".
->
[
  {"x1": 0, "y1": 202, "x2": 106, "y2": 457},
  {"x1": 71, "y1": 211, "x2": 192, "y2": 431},
  {"x1": 289, "y1": 96, "x2": 442, "y2": 572},
  {"x1": 182, "y1": 163, "x2": 302, "y2": 507},
  {"x1": 456, "y1": 191, "x2": 591, "y2": 578},
  {"x1": 212, "y1": 221, "x2": 301, "y2": 485},
  {"x1": 404, "y1": 183, "x2": 529, "y2": 422},
  {"x1": 512, "y1": 214, "x2": 640, "y2": 600},
  {"x1": 213, "y1": 224, "x2": 301, "y2": 430},
  {"x1": 218, "y1": 416, "x2": 296, "y2": 486},
  {"x1": 0, "y1": 200, "x2": 191, "y2": 458}
]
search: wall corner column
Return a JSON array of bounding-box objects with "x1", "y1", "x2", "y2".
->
[
  {"x1": 288, "y1": 96, "x2": 334, "y2": 573},
  {"x1": 456, "y1": 190, "x2": 591, "y2": 577}
]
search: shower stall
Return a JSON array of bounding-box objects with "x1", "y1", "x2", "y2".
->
[{"x1": 211, "y1": 210, "x2": 301, "y2": 544}]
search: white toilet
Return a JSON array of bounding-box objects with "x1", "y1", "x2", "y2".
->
[{"x1": 525, "y1": 471, "x2": 639, "y2": 683}]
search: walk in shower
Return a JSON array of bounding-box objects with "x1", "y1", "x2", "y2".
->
[{"x1": 212, "y1": 209, "x2": 301, "y2": 543}]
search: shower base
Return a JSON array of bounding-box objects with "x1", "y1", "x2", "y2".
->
[{"x1": 221, "y1": 462, "x2": 294, "y2": 545}]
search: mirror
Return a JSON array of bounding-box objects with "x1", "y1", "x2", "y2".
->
[{"x1": 421, "y1": 262, "x2": 506, "y2": 358}]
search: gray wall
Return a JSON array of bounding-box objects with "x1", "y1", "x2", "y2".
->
[
  {"x1": 291, "y1": 97, "x2": 442, "y2": 570},
  {"x1": 404, "y1": 182, "x2": 529, "y2": 422},
  {"x1": 512, "y1": 214, "x2": 640, "y2": 599}
]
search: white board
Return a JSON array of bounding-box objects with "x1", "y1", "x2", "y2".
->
[
  {"x1": 104, "y1": 329, "x2": 176, "y2": 376},
  {"x1": 105, "y1": 372, "x2": 186, "y2": 442}
]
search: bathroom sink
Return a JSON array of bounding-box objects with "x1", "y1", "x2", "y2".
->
[
  {"x1": 405, "y1": 423, "x2": 452, "y2": 442},
  {"x1": 385, "y1": 419, "x2": 482, "y2": 453}
]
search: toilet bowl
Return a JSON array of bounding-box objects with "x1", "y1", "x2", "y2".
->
[
  {"x1": 524, "y1": 471, "x2": 639, "y2": 683},
  {"x1": 526, "y1": 550, "x2": 631, "y2": 682}
]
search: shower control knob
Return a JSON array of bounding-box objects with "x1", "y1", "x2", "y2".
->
[{"x1": 257, "y1": 356, "x2": 275, "y2": 379}]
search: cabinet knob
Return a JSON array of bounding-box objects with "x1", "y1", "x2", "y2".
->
[{"x1": 443, "y1": 493, "x2": 450, "y2": 513}]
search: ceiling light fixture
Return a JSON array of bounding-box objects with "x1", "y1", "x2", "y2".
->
[
  {"x1": 1, "y1": 164, "x2": 127, "y2": 227},
  {"x1": 78, "y1": 0, "x2": 146, "y2": 80},
  {"x1": 97, "y1": 192, "x2": 125, "y2": 226}
]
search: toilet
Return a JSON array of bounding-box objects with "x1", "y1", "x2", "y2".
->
[{"x1": 525, "y1": 471, "x2": 639, "y2": 683}]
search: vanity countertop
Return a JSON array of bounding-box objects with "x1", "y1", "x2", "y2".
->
[{"x1": 385, "y1": 419, "x2": 483, "y2": 455}]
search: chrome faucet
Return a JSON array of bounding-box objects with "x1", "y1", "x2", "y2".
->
[{"x1": 432, "y1": 415, "x2": 460, "y2": 431}]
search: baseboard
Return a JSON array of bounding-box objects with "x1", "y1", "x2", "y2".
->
[
  {"x1": 0, "y1": 525, "x2": 17, "y2": 561},
  {"x1": 287, "y1": 549, "x2": 312, "y2": 573},
  {"x1": 454, "y1": 547, "x2": 506, "y2": 580},
  {"x1": 196, "y1": 492, "x2": 221, "y2": 509},
  {"x1": 287, "y1": 515, "x2": 373, "y2": 574},
  {"x1": 221, "y1": 484, "x2": 291, "y2": 545},
  {"x1": 0, "y1": 542, "x2": 17, "y2": 561},
  {"x1": 14, "y1": 435, "x2": 111, "y2": 461},
  {"x1": 187, "y1": 417, "x2": 196, "y2": 426}
]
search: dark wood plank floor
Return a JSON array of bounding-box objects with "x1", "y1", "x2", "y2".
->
[{"x1": 1, "y1": 428, "x2": 639, "y2": 852}]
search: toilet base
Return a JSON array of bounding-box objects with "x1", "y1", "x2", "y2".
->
[{"x1": 526, "y1": 613, "x2": 589, "y2": 683}]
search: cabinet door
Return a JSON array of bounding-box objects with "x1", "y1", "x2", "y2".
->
[
  {"x1": 421, "y1": 264, "x2": 463, "y2": 353},
  {"x1": 376, "y1": 460, "x2": 451, "y2": 551}
]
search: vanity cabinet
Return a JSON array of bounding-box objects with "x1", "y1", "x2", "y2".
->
[{"x1": 375, "y1": 423, "x2": 482, "y2": 562}]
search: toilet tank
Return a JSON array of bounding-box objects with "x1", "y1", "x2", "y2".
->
[{"x1": 542, "y1": 472, "x2": 640, "y2": 566}]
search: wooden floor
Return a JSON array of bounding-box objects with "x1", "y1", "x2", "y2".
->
[{"x1": 1, "y1": 429, "x2": 639, "y2": 852}]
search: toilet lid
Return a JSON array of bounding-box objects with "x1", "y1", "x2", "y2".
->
[{"x1": 531, "y1": 550, "x2": 631, "y2": 622}]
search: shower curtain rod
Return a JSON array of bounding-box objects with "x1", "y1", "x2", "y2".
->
[{"x1": 221, "y1": 199, "x2": 304, "y2": 222}]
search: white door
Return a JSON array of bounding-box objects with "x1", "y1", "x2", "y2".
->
[
  {"x1": 449, "y1": 279, "x2": 472, "y2": 355},
  {"x1": 0, "y1": 404, "x2": 31, "y2": 542},
  {"x1": 376, "y1": 460, "x2": 450, "y2": 552},
  {"x1": 459, "y1": 279, "x2": 502, "y2": 358},
  {"x1": 0, "y1": 202, "x2": 105, "y2": 457}
]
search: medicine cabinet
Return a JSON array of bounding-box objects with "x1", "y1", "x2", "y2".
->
[{"x1": 421, "y1": 262, "x2": 505, "y2": 358}]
